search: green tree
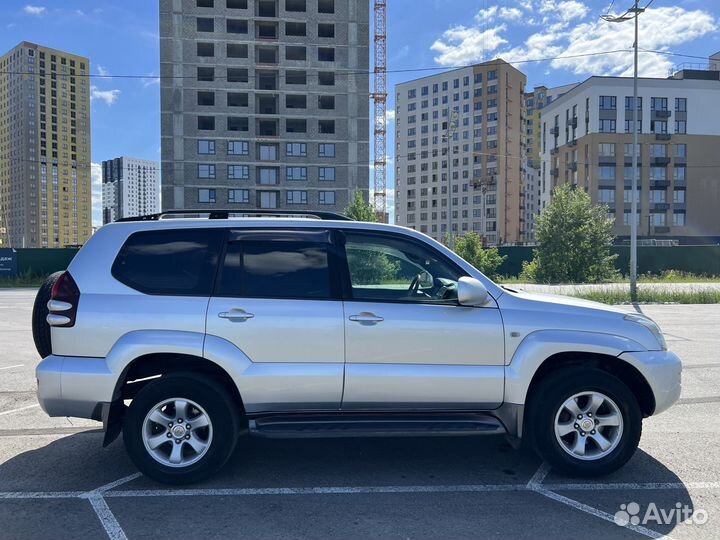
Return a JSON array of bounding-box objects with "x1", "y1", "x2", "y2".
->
[
  {"x1": 522, "y1": 184, "x2": 618, "y2": 283},
  {"x1": 344, "y1": 191, "x2": 377, "y2": 222},
  {"x1": 453, "y1": 232, "x2": 507, "y2": 279}
]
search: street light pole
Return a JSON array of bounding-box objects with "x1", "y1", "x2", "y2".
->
[
  {"x1": 602, "y1": 0, "x2": 645, "y2": 302},
  {"x1": 445, "y1": 108, "x2": 459, "y2": 246}
]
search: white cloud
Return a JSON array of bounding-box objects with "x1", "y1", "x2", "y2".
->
[
  {"x1": 96, "y1": 65, "x2": 110, "y2": 77},
  {"x1": 431, "y1": 25, "x2": 508, "y2": 66},
  {"x1": 431, "y1": 4, "x2": 717, "y2": 77},
  {"x1": 90, "y1": 87, "x2": 121, "y2": 105},
  {"x1": 386, "y1": 109, "x2": 396, "y2": 124},
  {"x1": 91, "y1": 162, "x2": 103, "y2": 227},
  {"x1": 23, "y1": 5, "x2": 46, "y2": 15}
]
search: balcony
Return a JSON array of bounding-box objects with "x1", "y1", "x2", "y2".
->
[
  {"x1": 550, "y1": 126, "x2": 560, "y2": 136},
  {"x1": 651, "y1": 156, "x2": 671, "y2": 166},
  {"x1": 653, "y1": 110, "x2": 671, "y2": 119},
  {"x1": 566, "y1": 162, "x2": 578, "y2": 172},
  {"x1": 550, "y1": 147, "x2": 559, "y2": 155},
  {"x1": 550, "y1": 168, "x2": 559, "y2": 177},
  {"x1": 568, "y1": 139, "x2": 577, "y2": 147},
  {"x1": 654, "y1": 226, "x2": 670, "y2": 233},
  {"x1": 650, "y1": 180, "x2": 671, "y2": 188},
  {"x1": 570, "y1": 117, "x2": 578, "y2": 128},
  {"x1": 652, "y1": 202, "x2": 670, "y2": 211},
  {"x1": 655, "y1": 133, "x2": 672, "y2": 141}
]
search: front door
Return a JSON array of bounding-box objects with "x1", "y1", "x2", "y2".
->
[
  {"x1": 206, "y1": 229, "x2": 345, "y2": 413},
  {"x1": 339, "y1": 231, "x2": 505, "y2": 410}
]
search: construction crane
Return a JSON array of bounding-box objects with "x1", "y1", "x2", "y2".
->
[{"x1": 372, "y1": 0, "x2": 387, "y2": 223}]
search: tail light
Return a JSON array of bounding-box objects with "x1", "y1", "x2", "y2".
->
[{"x1": 47, "y1": 271, "x2": 81, "y2": 328}]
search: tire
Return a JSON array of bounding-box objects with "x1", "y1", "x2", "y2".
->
[
  {"x1": 123, "y1": 373, "x2": 240, "y2": 484},
  {"x1": 31, "y1": 271, "x2": 63, "y2": 359},
  {"x1": 526, "y1": 367, "x2": 642, "y2": 477}
]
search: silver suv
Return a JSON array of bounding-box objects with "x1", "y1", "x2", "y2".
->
[{"x1": 33, "y1": 210, "x2": 681, "y2": 484}]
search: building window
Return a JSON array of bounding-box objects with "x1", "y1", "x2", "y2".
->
[
  {"x1": 675, "y1": 120, "x2": 686, "y2": 134},
  {"x1": 675, "y1": 144, "x2": 686, "y2": 158},
  {"x1": 673, "y1": 189, "x2": 685, "y2": 203},
  {"x1": 674, "y1": 166, "x2": 686, "y2": 182},
  {"x1": 599, "y1": 96, "x2": 616, "y2": 110},
  {"x1": 227, "y1": 117, "x2": 249, "y2": 131},
  {"x1": 319, "y1": 143, "x2": 335, "y2": 157},
  {"x1": 673, "y1": 212, "x2": 686, "y2": 226},
  {"x1": 228, "y1": 165, "x2": 249, "y2": 180},
  {"x1": 650, "y1": 212, "x2": 666, "y2": 226},
  {"x1": 198, "y1": 164, "x2": 216, "y2": 179},
  {"x1": 286, "y1": 143, "x2": 307, "y2": 157},
  {"x1": 650, "y1": 144, "x2": 667, "y2": 157},
  {"x1": 198, "y1": 140, "x2": 215, "y2": 155},
  {"x1": 624, "y1": 96, "x2": 642, "y2": 110},
  {"x1": 197, "y1": 67, "x2": 214, "y2": 81},
  {"x1": 599, "y1": 166, "x2": 615, "y2": 180},
  {"x1": 197, "y1": 17, "x2": 214, "y2": 32},
  {"x1": 650, "y1": 120, "x2": 667, "y2": 134},
  {"x1": 675, "y1": 98, "x2": 687, "y2": 112},
  {"x1": 598, "y1": 143, "x2": 615, "y2": 157},
  {"x1": 624, "y1": 189, "x2": 641, "y2": 203},
  {"x1": 228, "y1": 140, "x2": 249, "y2": 155},
  {"x1": 196, "y1": 42, "x2": 214, "y2": 57},
  {"x1": 197, "y1": 116, "x2": 215, "y2": 130},
  {"x1": 228, "y1": 189, "x2": 250, "y2": 203},
  {"x1": 649, "y1": 190, "x2": 666, "y2": 203},
  {"x1": 319, "y1": 120, "x2": 335, "y2": 134},
  {"x1": 651, "y1": 97, "x2": 668, "y2": 111},
  {"x1": 287, "y1": 167, "x2": 307, "y2": 181},
  {"x1": 258, "y1": 191, "x2": 278, "y2": 209},
  {"x1": 287, "y1": 190, "x2": 308, "y2": 204},
  {"x1": 599, "y1": 119, "x2": 616, "y2": 133},
  {"x1": 650, "y1": 167, "x2": 667, "y2": 181},
  {"x1": 259, "y1": 144, "x2": 278, "y2": 161},
  {"x1": 198, "y1": 188, "x2": 216, "y2": 203},
  {"x1": 319, "y1": 191, "x2": 335, "y2": 205},
  {"x1": 624, "y1": 143, "x2": 641, "y2": 157},
  {"x1": 598, "y1": 189, "x2": 615, "y2": 203},
  {"x1": 258, "y1": 168, "x2": 278, "y2": 185},
  {"x1": 319, "y1": 167, "x2": 336, "y2": 181}
]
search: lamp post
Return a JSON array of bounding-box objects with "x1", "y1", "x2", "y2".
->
[{"x1": 602, "y1": 0, "x2": 645, "y2": 302}]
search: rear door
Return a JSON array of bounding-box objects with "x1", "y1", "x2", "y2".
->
[{"x1": 206, "y1": 229, "x2": 345, "y2": 412}]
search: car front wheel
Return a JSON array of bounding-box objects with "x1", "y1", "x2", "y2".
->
[
  {"x1": 527, "y1": 367, "x2": 642, "y2": 477},
  {"x1": 123, "y1": 373, "x2": 240, "y2": 484}
]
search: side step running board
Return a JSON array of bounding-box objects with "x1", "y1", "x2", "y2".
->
[{"x1": 249, "y1": 413, "x2": 506, "y2": 439}]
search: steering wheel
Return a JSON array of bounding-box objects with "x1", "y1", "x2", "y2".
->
[{"x1": 408, "y1": 273, "x2": 423, "y2": 296}]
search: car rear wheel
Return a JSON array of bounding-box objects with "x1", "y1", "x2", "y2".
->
[
  {"x1": 31, "y1": 271, "x2": 63, "y2": 358},
  {"x1": 527, "y1": 367, "x2": 642, "y2": 477},
  {"x1": 123, "y1": 373, "x2": 240, "y2": 484}
]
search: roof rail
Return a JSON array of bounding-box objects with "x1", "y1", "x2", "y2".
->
[{"x1": 115, "y1": 209, "x2": 353, "y2": 222}]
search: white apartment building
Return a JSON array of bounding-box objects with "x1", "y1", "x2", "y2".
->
[
  {"x1": 102, "y1": 157, "x2": 160, "y2": 223},
  {"x1": 540, "y1": 64, "x2": 720, "y2": 243}
]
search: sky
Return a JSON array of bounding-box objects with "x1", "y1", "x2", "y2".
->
[{"x1": 1, "y1": 0, "x2": 719, "y2": 225}]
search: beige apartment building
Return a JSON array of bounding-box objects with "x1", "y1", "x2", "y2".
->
[
  {"x1": 394, "y1": 59, "x2": 527, "y2": 246},
  {"x1": 0, "y1": 42, "x2": 92, "y2": 248},
  {"x1": 540, "y1": 63, "x2": 720, "y2": 243}
]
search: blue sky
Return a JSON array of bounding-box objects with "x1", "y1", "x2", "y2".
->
[{"x1": 2, "y1": 1, "x2": 719, "y2": 223}]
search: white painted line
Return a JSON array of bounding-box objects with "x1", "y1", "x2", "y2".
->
[
  {"x1": 0, "y1": 364, "x2": 24, "y2": 371},
  {"x1": 89, "y1": 473, "x2": 142, "y2": 495},
  {"x1": 88, "y1": 495, "x2": 128, "y2": 540},
  {"x1": 532, "y1": 486, "x2": 672, "y2": 539},
  {"x1": 0, "y1": 404, "x2": 39, "y2": 416},
  {"x1": 544, "y1": 481, "x2": 720, "y2": 491},
  {"x1": 0, "y1": 491, "x2": 82, "y2": 499},
  {"x1": 105, "y1": 484, "x2": 529, "y2": 498},
  {"x1": 526, "y1": 462, "x2": 551, "y2": 488}
]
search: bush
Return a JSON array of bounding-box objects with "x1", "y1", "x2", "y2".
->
[{"x1": 453, "y1": 232, "x2": 507, "y2": 279}]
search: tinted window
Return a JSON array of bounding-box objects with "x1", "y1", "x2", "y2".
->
[
  {"x1": 343, "y1": 232, "x2": 463, "y2": 303},
  {"x1": 219, "y1": 231, "x2": 332, "y2": 299},
  {"x1": 112, "y1": 229, "x2": 223, "y2": 296}
]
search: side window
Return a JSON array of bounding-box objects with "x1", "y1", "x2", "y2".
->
[
  {"x1": 218, "y1": 231, "x2": 333, "y2": 300},
  {"x1": 343, "y1": 232, "x2": 463, "y2": 303},
  {"x1": 112, "y1": 229, "x2": 224, "y2": 296}
]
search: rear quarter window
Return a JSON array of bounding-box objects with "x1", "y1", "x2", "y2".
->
[{"x1": 112, "y1": 228, "x2": 224, "y2": 296}]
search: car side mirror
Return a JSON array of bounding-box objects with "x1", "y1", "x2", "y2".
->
[{"x1": 457, "y1": 276, "x2": 490, "y2": 307}]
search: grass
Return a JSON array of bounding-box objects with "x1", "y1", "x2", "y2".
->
[
  {"x1": 571, "y1": 288, "x2": 720, "y2": 305},
  {"x1": 496, "y1": 270, "x2": 720, "y2": 285},
  {"x1": 0, "y1": 274, "x2": 47, "y2": 288}
]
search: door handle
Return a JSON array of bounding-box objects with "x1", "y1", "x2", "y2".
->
[
  {"x1": 349, "y1": 312, "x2": 384, "y2": 324},
  {"x1": 218, "y1": 309, "x2": 255, "y2": 321}
]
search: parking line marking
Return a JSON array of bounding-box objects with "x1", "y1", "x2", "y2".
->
[
  {"x1": 0, "y1": 491, "x2": 83, "y2": 499},
  {"x1": 531, "y1": 486, "x2": 671, "y2": 539},
  {"x1": 543, "y1": 481, "x2": 720, "y2": 491},
  {"x1": 526, "y1": 462, "x2": 551, "y2": 488},
  {"x1": 0, "y1": 364, "x2": 24, "y2": 371},
  {"x1": 91, "y1": 473, "x2": 143, "y2": 495},
  {"x1": 88, "y1": 495, "x2": 128, "y2": 540},
  {"x1": 0, "y1": 404, "x2": 39, "y2": 416}
]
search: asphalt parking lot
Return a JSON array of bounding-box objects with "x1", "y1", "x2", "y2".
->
[{"x1": 1, "y1": 288, "x2": 719, "y2": 540}]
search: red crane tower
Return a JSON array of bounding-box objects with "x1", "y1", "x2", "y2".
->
[{"x1": 372, "y1": 0, "x2": 388, "y2": 223}]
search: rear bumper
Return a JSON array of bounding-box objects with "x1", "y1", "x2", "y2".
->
[
  {"x1": 36, "y1": 355, "x2": 116, "y2": 420},
  {"x1": 618, "y1": 350, "x2": 682, "y2": 415}
]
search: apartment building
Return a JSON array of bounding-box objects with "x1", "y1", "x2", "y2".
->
[
  {"x1": 101, "y1": 157, "x2": 160, "y2": 223},
  {"x1": 0, "y1": 42, "x2": 92, "y2": 247},
  {"x1": 159, "y1": 0, "x2": 369, "y2": 213},
  {"x1": 540, "y1": 65, "x2": 720, "y2": 243},
  {"x1": 522, "y1": 83, "x2": 577, "y2": 242},
  {"x1": 394, "y1": 59, "x2": 527, "y2": 246}
]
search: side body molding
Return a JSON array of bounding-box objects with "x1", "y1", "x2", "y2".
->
[{"x1": 504, "y1": 330, "x2": 646, "y2": 405}]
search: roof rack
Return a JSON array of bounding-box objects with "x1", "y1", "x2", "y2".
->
[{"x1": 116, "y1": 209, "x2": 353, "y2": 223}]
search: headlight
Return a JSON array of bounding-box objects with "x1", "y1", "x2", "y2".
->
[{"x1": 624, "y1": 313, "x2": 667, "y2": 350}]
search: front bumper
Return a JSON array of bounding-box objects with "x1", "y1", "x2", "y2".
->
[
  {"x1": 36, "y1": 355, "x2": 116, "y2": 420},
  {"x1": 618, "y1": 350, "x2": 682, "y2": 415}
]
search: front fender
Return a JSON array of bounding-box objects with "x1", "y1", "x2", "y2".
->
[{"x1": 504, "y1": 330, "x2": 646, "y2": 405}]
